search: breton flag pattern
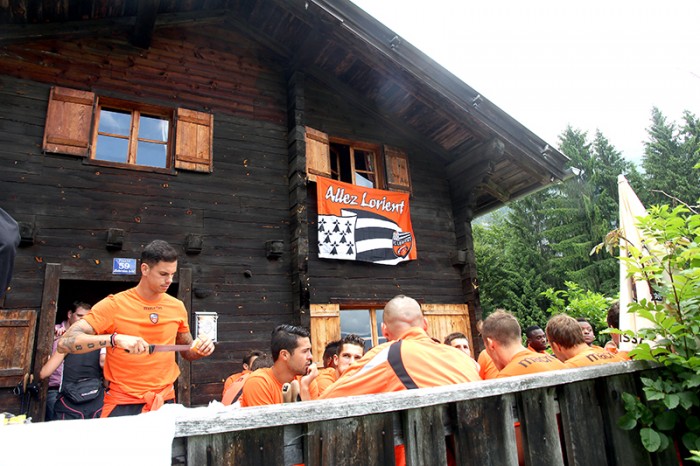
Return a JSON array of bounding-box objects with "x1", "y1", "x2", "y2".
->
[{"x1": 317, "y1": 177, "x2": 417, "y2": 265}]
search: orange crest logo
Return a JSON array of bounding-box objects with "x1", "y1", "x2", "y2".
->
[
  {"x1": 392, "y1": 231, "x2": 413, "y2": 258},
  {"x1": 150, "y1": 313, "x2": 159, "y2": 324}
]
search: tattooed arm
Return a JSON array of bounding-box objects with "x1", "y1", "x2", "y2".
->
[
  {"x1": 177, "y1": 331, "x2": 215, "y2": 361},
  {"x1": 57, "y1": 320, "x2": 150, "y2": 354}
]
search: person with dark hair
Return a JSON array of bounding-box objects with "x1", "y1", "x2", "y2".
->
[
  {"x1": 317, "y1": 334, "x2": 365, "y2": 395},
  {"x1": 322, "y1": 340, "x2": 341, "y2": 369},
  {"x1": 42, "y1": 301, "x2": 94, "y2": 420},
  {"x1": 40, "y1": 303, "x2": 105, "y2": 420},
  {"x1": 603, "y1": 301, "x2": 630, "y2": 359},
  {"x1": 524, "y1": 325, "x2": 548, "y2": 354},
  {"x1": 575, "y1": 317, "x2": 596, "y2": 346},
  {"x1": 58, "y1": 239, "x2": 215, "y2": 417},
  {"x1": 546, "y1": 314, "x2": 624, "y2": 367},
  {"x1": 0, "y1": 208, "x2": 20, "y2": 301},
  {"x1": 222, "y1": 349, "x2": 264, "y2": 397},
  {"x1": 240, "y1": 324, "x2": 319, "y2": 407},
  {"x1": 444, "y1": 331, "x2": 480, "y2": 373},
  {"x1": 481, "y1": 310, "x2": 564, "y2": 378}
]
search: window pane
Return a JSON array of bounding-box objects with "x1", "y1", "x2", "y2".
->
[
  {"x1": 375, "y1": 309, "x2": 387, "y2": 346},
  {"x1": 94, "y1": 135, "x2": 128, "y2": 163},
  {"x1": 139, "y1": 116, "x2": 169, "y2": 142},
  {"x1": 355, "y1": 172, "x2": 375, "y2": 188},
  {"x1": 137, "y1": 141, "x2": 168, "y2": 168},
  {"x1": 340, "y1": 310, "x2": 372, "y2": 351},
  {"x1": 98, "y1": 109, "x2": 131, "y2": 136}
]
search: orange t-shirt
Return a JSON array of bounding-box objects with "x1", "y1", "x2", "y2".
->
[
  {"x1": 240, "y1": 367, "x2": 319, "y2": 407},
  {"x1": 320, "y1": 327, "x2": 481, "y2": 400},
  {"x1": 316, "y1": 367, "x2": 337, "y2": 396},
  {"x1": 222, "y1": 372, "x2": 251, "y2": 406},
  {"x1": 497, "y1": 349, "x2": 565, "y2": 378},
  {"x1": 564, "y1": 347, "x2": 626, "y2": 368},
  {"x1": 478, "y1": 349, "x2": 500, "y2": 379},
  {"x1": 223, "y1": 369, "x2": 249, "y2": 396},
  {"x1": 84, "y1": 288, "x2": 189, "y2": 396}
]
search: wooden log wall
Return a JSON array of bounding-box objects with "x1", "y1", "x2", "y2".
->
[
  {"x1": 304, "y1": 76, "x2": 469, "y2": 306},
  {"x1": 172, "y1": 361, "x2": 677, "y2": 466},
  {"x1": 0, "y1": 22, "x2": 295, "y2": 410}
]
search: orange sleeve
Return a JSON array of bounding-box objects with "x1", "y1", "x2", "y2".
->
[
  {"x1": 84, "y1": 295, "x2": 117, "y2": 335},
  {"x1": 316, "y1": 369, "x2": 336, "y2": 396}
]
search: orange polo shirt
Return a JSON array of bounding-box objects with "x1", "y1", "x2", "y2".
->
[
  {"x1": 223, "y1": 369, "x2": 249, "y2": 396},
  {"x1": 85, "y1": 288, "x2": 189, "y2": 397},
  {"x1": 316, "y1": 367, "x2": 337, "y2": 396},
  {"x1": 321, "y1": 327, "x2": 481, "y2": 399},
  {"x1": 564, "y1": 346, "x2": 626, "y2": 368},
  {"x1": 240, "y1": 367, "x2": 319, "y2": 407},
  {"x1": 478, "y1": 349, "x2": 500, "y2": 379},
  {"x1": 497, "y1": 349, "x2": 565, "y2": 378}
]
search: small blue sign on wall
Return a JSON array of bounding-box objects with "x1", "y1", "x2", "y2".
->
[{"x1": 113, "y1": 258, "x2": 137, "y2": 275}]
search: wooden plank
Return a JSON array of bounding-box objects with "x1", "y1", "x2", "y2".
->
[
  {"x1": 403, "y1": 405, "x2": 447, "y2": 466},
  {"x1": 306, "y1": 413, "x2": 395, "y2": 466},
  {"x1": 186, "y1": 426, "x2": 285, "y2": 466},
  {"x1": 453, "y1": 394, "x2": 518, "y2": 466},
  {"x1": 558, "y1": 379, "x2": 610, "y2": 466},
  {"x1": 598, "y1": 373, "x2": 654, "y2": 466},
  {"x1": 516, "y1": 387, "x2": 564, "y2": 466},
  {"x1": 177, "y1": 267, "x2": 192, "y2": 407},
  {"x1": 29, "y1": 263, "x2": 61, "y2": 421}
]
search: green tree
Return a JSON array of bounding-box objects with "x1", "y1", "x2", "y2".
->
[
  {"x1": 642, "y1": 108, "x2": 700, "y2": 206},
  {"x1": 544, "y1": 127, "x2": 634, "y2": 296}
]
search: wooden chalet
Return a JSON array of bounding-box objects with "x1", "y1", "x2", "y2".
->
[{"x1": 0, "y1": 0, "x2": 571, "y2": 419}]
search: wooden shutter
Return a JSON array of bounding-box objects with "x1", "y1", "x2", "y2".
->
[
  {"x1": 384, "y1": 145, "x2": 411, "y2": 193},
  {"x1": 305, "y1": 127, "x2": 331, "y2": 182},
  {"x1": 422, "y1": 304, "x2": 472, "y2": 348},
  {"x1": 42, "y1": 86, "x2": 95, "y2": 156},
  {"x1": 310, "y1": 304, "x2": 340, "y2": 366},
  {"x1": 175, "y1": 108, "x2": 214, "y2": 173},
  {"x1": 0, "y1": 310, "x2": 37, "y2": 388}
]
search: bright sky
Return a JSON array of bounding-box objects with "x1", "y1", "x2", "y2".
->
[{"x1": 351, "y1": 0, "x2": 700, "y2": 164}]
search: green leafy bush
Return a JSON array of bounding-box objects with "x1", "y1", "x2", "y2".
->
[{"x1": 606, "y1": 204, "x2": 700, "y2": 456}]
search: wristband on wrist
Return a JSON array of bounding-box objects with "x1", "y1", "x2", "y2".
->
[{"x1": 110, "y1": 332, "x2": 117, "y2": 348}]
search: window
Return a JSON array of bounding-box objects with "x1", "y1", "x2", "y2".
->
[
  {"x1": 93, "y1": 102, "x2": 171, "y2": 169},
  {"x1": 340, "y1": 307, "x2": 387, "y2": 351},
  {"x1": 330, "y1": 143, "x2": 379, "y2": 188},
  {"x1": 305, "y1": 126, "x2": 411, "y2": 193},
  {"x1": 42, "y1": 86, "x2": 214, "y2": 173}
]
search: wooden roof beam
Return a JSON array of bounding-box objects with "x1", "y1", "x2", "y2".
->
[{"x1": 131, "y1": 0, "x2": 160, "y2": 49}]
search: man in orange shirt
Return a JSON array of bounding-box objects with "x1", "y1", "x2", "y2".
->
[
  {"x1": 321, "y1": 295, "x2": 480, "y2": 466},
  {"x1": 525, "y1": 325, "x2": 548, "y2": 354},
  {"x1": 58, "y1": 240, "x2": 215, "y2": 417},
  {"x1": 481, "y1": 310, "x2": 564, "y2": 378},
  {"x1": 321, "y1": 295, "x2": 481, "y2": 399},
  {"x1": 546, "y1": 314, "x2": 625, "y2": 368},
  {"x1": 240, "y1": 325, "x2": 319, "y2": 406},
  {"x1": 222, "y1": 349, "x2": 263, "y2": 397},
  {"x1": 317, "y1": 333, "x2": 365, "y2": 395}
]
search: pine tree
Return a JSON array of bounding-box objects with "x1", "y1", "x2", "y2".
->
[{"x1": 642, "y1": 108, "x2": 700, "y2": 206}]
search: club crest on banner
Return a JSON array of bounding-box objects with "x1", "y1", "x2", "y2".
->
[{"x1": 316, "y1": 177, "x2": 417, "y2": 265}]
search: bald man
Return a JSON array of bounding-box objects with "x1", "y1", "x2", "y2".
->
[{"x1": 321, "y1": 295, "x2": 481, "y2": 397}]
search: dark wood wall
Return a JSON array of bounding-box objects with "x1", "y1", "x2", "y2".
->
[
  {"x1": 0, "y1": 18, "x2": 479, "y2": 413},
  {"x1": 0, "y1": 23, "x2": 294, "y2": 408},
  {"x1": 304, "y1": 77, "x2": 468, "y2": 305}
]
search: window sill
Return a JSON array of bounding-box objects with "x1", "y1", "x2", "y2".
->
[{"x1": 83, "y1": 158, "x2": 177, "y2": 175}]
